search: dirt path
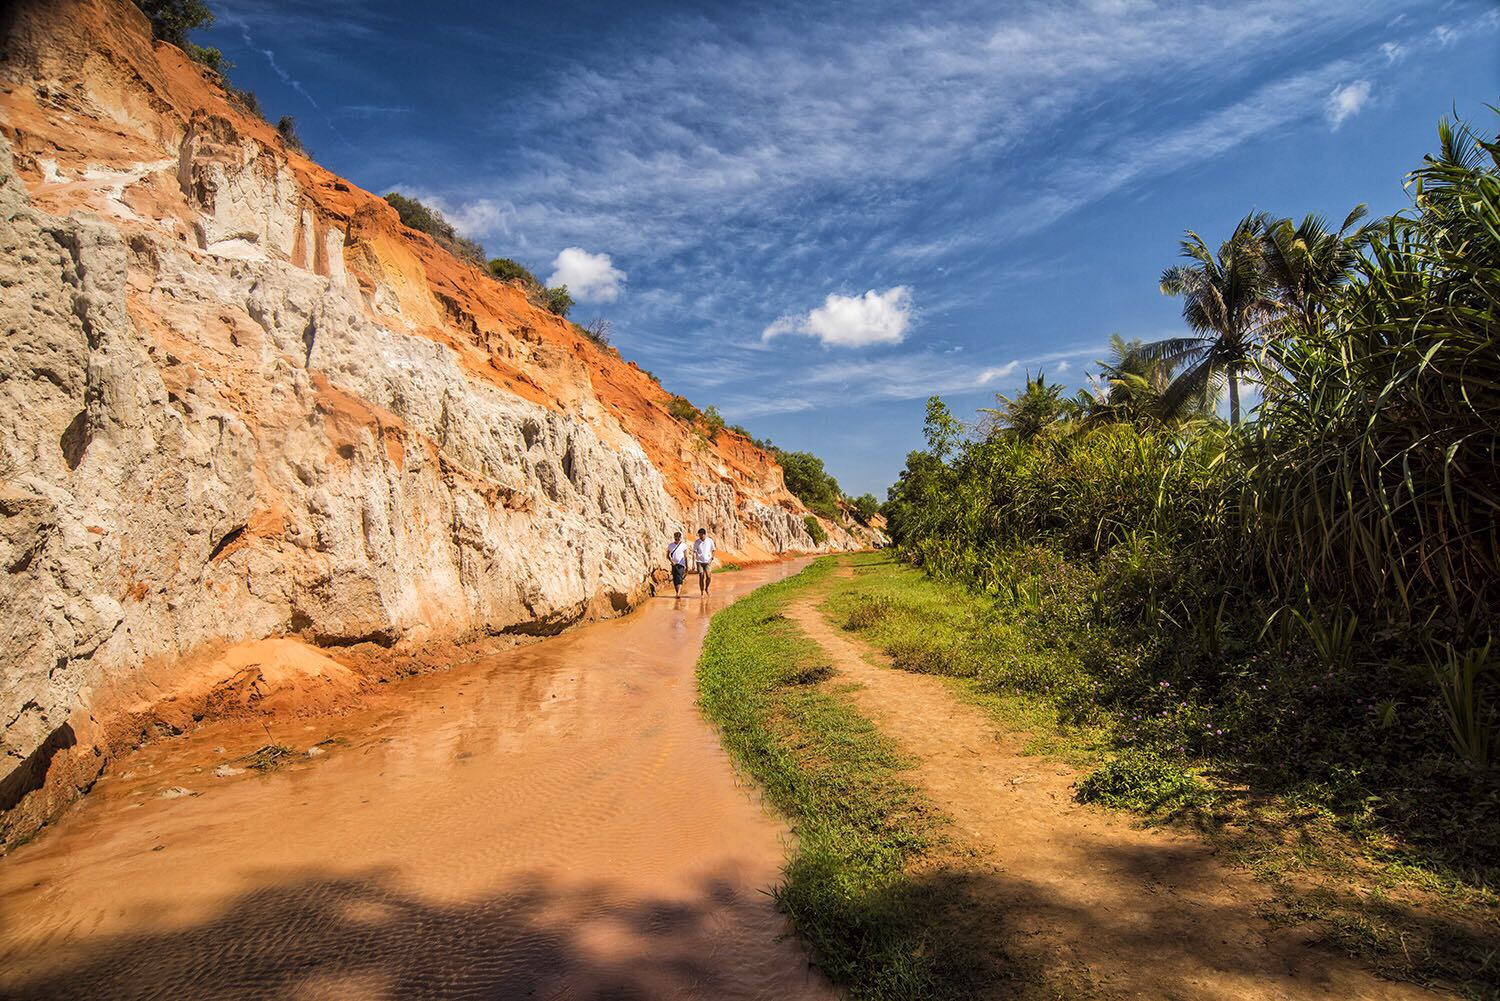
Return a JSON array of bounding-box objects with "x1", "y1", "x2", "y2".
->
[
  {"x1": 0, "y1": 562, "x2": 833, "y2": 1001},
  {"x1": 786, "y1": 590, "x2": 1445, "y2": 1001}
]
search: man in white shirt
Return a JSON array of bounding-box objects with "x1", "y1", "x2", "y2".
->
[
  {"x1": 666, "y1": 532, "x2": 689, "y2": 597},
  {"x1": 693, "y1": 527, "x2": 716, "y2": 595}
]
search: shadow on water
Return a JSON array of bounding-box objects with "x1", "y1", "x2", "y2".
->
[{"x1": 1, "y1": 866, "x2": 822, "y2": 1001}]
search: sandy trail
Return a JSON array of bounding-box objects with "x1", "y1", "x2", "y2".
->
[
  {"x1": 0, "y1": 561, "x2": 833, "y2": 1001},
  {"x1": 786, "y1": 589, "x2": 1446, "y2": 1001}
]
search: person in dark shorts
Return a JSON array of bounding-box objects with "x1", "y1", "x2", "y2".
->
[{"x1": 667, "y1": 532, "x2": 689, "y2": 596}]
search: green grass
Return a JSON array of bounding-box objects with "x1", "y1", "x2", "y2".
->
[
  {"x1": 822, "y1": 552, "x2": 1500, "y2": 999},
  {"x1": 697, "y1": 558, "x2": 987, "y2": 999},
  {"x1": 823, "y1": 552, "x2": 1111, "y2": 769}
]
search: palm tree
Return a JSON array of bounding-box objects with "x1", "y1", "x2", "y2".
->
[
  {"x1": 1260, "y1": 205, "x2": 1372, "y2": 332},
  {"x1": 981, "y1": 371, "x2": 1066, "y2": 440},
  {"x1": 1150, "y1": 213, "x2": 1280, "y2": 425},
  {"x1": 1086, "y1": 333, "x2": 1215, "y2": 424}
]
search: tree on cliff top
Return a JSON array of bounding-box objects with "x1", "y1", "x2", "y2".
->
[{"x1": 132, "y1": 0, "x2": 226, "y2": 70}]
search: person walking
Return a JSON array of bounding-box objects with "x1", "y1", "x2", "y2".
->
[
  {"x1": 693, "y1": 527, "x2": 716, "y2": 595},
  {"x1": 666, "y1": 532, "x2": 689, "y2": 597}
]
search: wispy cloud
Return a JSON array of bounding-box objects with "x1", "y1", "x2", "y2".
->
[
  {"x1": 220, "y1": 10, "x2": 321, "y2": 109},
  {"x1": 1326, "y1": 79, "x2": 1374, "y2": 128}
]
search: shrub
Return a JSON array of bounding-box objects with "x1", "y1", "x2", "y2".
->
[
  {"x1": 579, "y1": 317, "x2": 611, "y2": 346},
  {"x1": 275, "y1": 115, "x2": 306, "y2": 154},
  {"x1": 1076, "y1": 751, "x2": 1214, "y2": 815},
  {"x1": 544, "y1": 285, "x2": 574, "y2": 317},
  {"x1": 767, "y1": 446, "x2": 844, "y2": 521},
  {"x1": 487, "y1": 257, "x2": 540, "y2": 287},
  {"x1": 804, "y1": 515, "x2": 828, "y2": 545},
  {"x1": 227, "y1": 87, "x2": 262, "y2": 116},
  {"x1": 667, "y1": 396, "x2": 698, "y2": 422},
  {"x1": 701, "y1": 405, "x2": 725, "y2": 442},
  {"x1": 845, "y1": 597, "x2": 894, "y2": 631},
  {"x1": 383, "y1": 192, "x2": 486, "y2": 267},
  {"x1": 851, "y1": 493, "x2": 880, "y2": 523},
  {"x1": 133, "y1": 0, "x2": 211, "y2": 47}
]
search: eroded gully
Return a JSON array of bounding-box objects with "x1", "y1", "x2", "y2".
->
[{"x1": 0, "y1": 559, "x2": 834, "y2": 1001}]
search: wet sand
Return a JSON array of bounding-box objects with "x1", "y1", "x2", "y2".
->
[{"x1": 0, "y1": 561, "x2": 833, "y2": 1000}]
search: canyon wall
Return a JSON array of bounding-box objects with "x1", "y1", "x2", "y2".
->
[{"x1": 0, "y1": 0, "x2": 865, "y2": 845}]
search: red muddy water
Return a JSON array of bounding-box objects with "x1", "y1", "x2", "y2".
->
[{"x1": 0, "y1": 560, "x2": 833, "y2": 1001}]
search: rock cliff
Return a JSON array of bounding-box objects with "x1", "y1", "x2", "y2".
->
[{"x1": 0, "y1": 0, "x2": 858, "y2": 846}]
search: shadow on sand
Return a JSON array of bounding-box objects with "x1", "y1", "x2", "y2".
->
[{"x1": 1, "y1": 866, "x2": 826, "y2": 1001}]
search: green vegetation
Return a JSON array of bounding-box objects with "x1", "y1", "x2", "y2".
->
[
  {"x1": 274, "y1": 115, "x2": 305, "y2": 154},
  {"x1": 543, "y1": 284, "x2": 574, "y2": 317},
  {"x1": 666, "y1": 395, "x2": 699, "y2": 422},
  {"x1": 700, "y1": 405, "x2": 725, "y2": 442},
  {"x1": 850, "y1": 493, "x2": 880, "y2": 523},
  {"x1": 486, "y1": 257, "x2": 539, "y2": 286},
  {"x1": 758, "y1": 444, "x2": 844, "y2": 521},
  {"x1": 383, "y1": 192, "x2": 487, "y2": 266},
  {"x1": 825, "y1": 552, "x2": 1500, "y2": 993},
  {"x1": 879, "y1": 116, "x2": 1500, "y2": 993},
  {"x1": 132, "y1": 0, "x2": 226, "y2": 70},
  {"x1": 803, "y1": 515, "x2": 828, "y2": 545},
  {"x1": 697, "y1": 560, "x2": 981, "y2": 999}
]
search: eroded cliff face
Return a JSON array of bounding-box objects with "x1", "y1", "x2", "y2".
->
[{"x1": 0, "y1": 0, "x2": 857, "y2": 845}]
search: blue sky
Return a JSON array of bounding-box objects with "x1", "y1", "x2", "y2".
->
[{"x1": 198, "y1": 0, "x2": 1499, "y2": 497}]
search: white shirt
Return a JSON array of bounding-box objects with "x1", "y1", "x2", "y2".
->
[
  {"x1": 693, "y1": 536, "x2": 716, "y2": 563},
  {"x1": 668, "y1": 542, "x2": 688, "y2": 566}
]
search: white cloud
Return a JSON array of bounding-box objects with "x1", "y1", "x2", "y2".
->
[
  {"x1": 1326, "y1": 79, "x2": 1373, "y2": 128},
  {"x1": 547, "y1": 247, "x2": 627, "y2": 302},
  {"x1": 1379, "y1": 41, "x2": 1404, "y2": 63},
  {"x1": 446, "y1": 198, "x2": 511, "y2": 238},
  {"x1": 976, "y1": 361, "x2": 1019, "y2": 383},
  {"x1": 763, "y1": 287, "x2": 913, "y2": 348},
  {"x1": 1055, "y1": 360, "x2": 1072, "y2": 374}
]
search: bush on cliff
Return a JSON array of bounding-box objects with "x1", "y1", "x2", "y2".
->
[
  {"x1": 133, "y1": 0, "x2": 226, "y2": 70},
  {"x1": 804, "y1": 515, "x2": 829, "y2": 545},
  {"x1": 487, "y1": 257, "x2": 541, "y2": 287},
  {"x1": 275, "y1": 115, "x2": 306, "y2": 154},
  {"x1": 383, "y1": 192, "x2": 486, "y2": 267},
  {"x1": 544, "y1": 285, "x2": 574, "y2": 317}
]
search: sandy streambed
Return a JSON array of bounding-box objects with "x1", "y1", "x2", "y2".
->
[{"x1": 0, "y1": 560, "x2": 832, "y2": 1000}]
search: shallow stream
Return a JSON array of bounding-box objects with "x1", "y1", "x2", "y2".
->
[{"x1": 0, "y1": 560, "x2": 831, "y2": 1000}]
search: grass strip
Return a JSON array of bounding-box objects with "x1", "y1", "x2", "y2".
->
[{"x1": 697, "y1": 558, "x2": 978, "y2": 999}]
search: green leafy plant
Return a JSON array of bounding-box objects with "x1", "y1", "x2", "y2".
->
[
  {"x1": 487, "y1": 257, "x2": 540, "y2": 287},
  {"x1": 1076, "y1": 751, "x2": 1215, "y2": 815},
  {"x1": 701, "y1": 405, "x2": 725, "y2": 442},
  {"x1": 544, "y1": 284, "x2": 574, "y2": 317},
  {"x1": 133, "y1": 0, "x2": 223, "y2": 69},
  {"x1": 804, "y1": 515, "x2": 828, "y2": 545},
  {"x1": 1430, "y1": 641, "x2": 1496, "y2": 772},
  {"x1": 667, "y1": 396, "x2": 698, "y2": 422},
  {"x1": 383, "y1": 192, "x2": 486, "y2": 266}
]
